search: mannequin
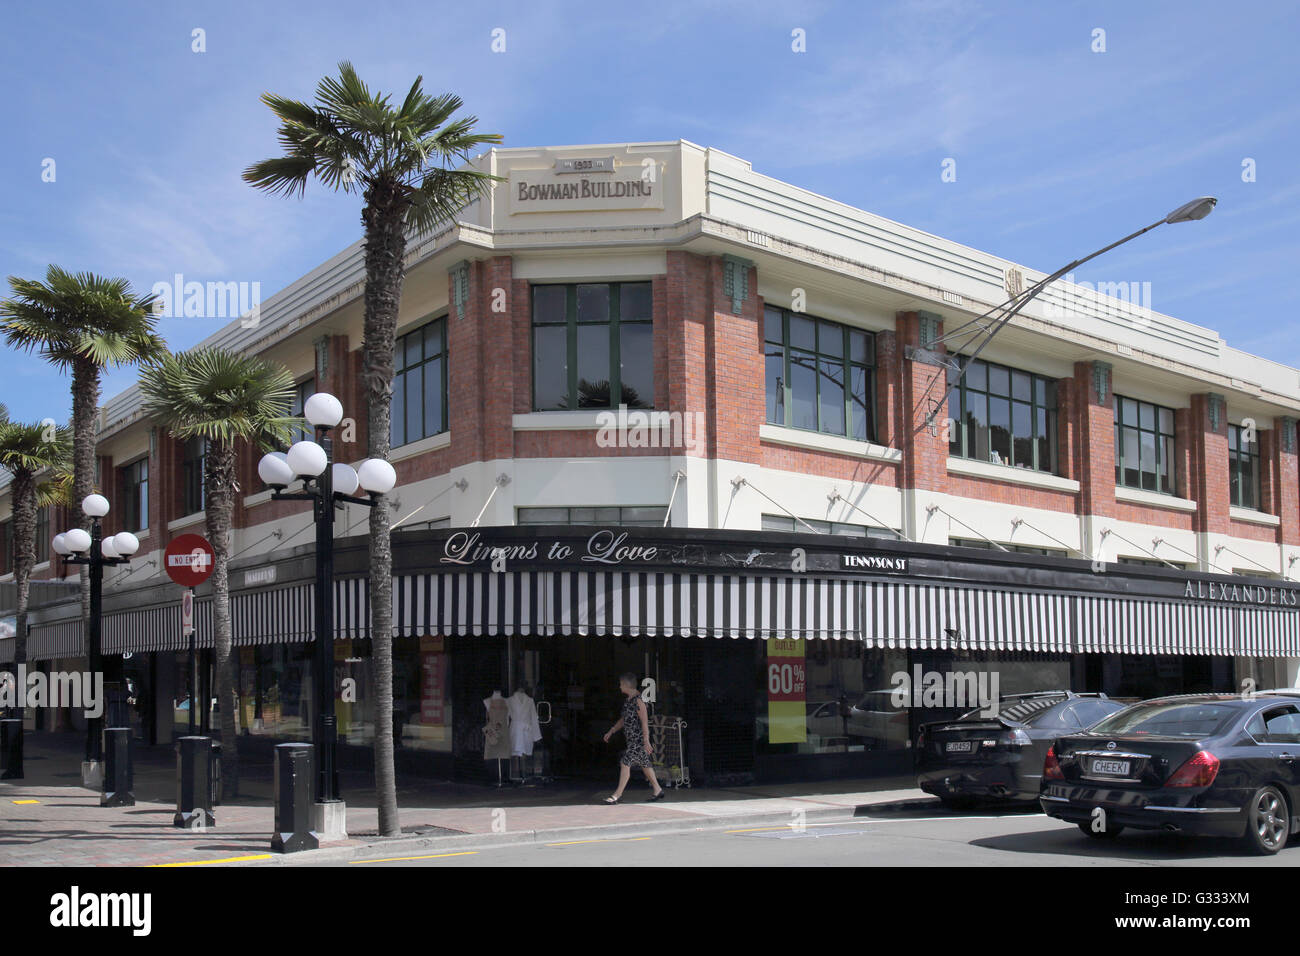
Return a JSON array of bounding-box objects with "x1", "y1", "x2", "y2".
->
[
  {"x1": 507, "y1": 686, "x2": 543, "y2": 757},
  {"x1": 483, "y1": 690, "x2": 510, "y2": 761}
]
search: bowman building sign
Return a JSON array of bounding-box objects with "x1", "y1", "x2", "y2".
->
[{"x1": 508, "y1": 163, "x2": 664, "y2": 214}]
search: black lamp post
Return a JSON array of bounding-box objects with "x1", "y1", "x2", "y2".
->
[
  {"x1": 257, "y1": 392, "x2": 395, "y2": 815},
  {"x1": 51, "y1": 495, "x2": 140, "y2": 771}
]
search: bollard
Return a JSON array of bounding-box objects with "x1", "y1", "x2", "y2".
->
[
  {"x1": 101, "y1": 727, "x2": 134, "y2": 807},
  {"x1": 0, "y1": 719, "x2": 22, "y2": 780},
  {"x1": 174, "y1": 736, "x2": 215, "y2": 829},
  {"x1": 271, "y1": 742, "x2": 318, "y2": 853}
]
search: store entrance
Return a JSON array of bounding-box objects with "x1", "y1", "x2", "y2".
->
[{"x1": 509, "y1": 634, "x2": 683, "y2": 781}]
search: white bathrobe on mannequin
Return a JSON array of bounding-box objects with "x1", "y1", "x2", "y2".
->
[{"x1": 507, "y1": 688, "x2": 543, "y2": 756}]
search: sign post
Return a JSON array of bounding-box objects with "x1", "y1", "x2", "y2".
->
[{"x1": 165, "y1": 534, "x2": 215, "y2": 740}]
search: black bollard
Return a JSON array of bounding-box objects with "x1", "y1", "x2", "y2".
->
[
  {"x1": 271, "y1": 742, "x2": 318, "y2": 853},
  {"x1": 0, "y1": 719, "x2": 22, "y2": 780},
  {"x1": 174, "y1": 736, "x2": 215, "y2": 829},
  {"x1": 101, "y1": 727, "x2": 134, "y2": 807}
]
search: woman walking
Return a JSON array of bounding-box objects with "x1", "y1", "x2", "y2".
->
[{"x1": 602, "y1": 673, "x2": 665, "y2": 803}]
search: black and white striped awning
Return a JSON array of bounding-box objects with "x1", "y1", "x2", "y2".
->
[
  {"x1": 390, "y1": 571, "x2": 862, "y2": 639},
  {"x1": 25, "y1": 620, "x2": 84, "y2": 661},
  {"x1": 100, "y1": 582, "x2": 317, "y2": 653}
]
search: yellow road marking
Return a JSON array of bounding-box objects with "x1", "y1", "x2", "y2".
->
[
  {"x1": 546, "y1": 836, "x2": 651, "y2": 847},
  {"x1": 11, "y1": 799, "x2": 39, "y2": 805},
  {"x1": 350, "y1": 851, "x2": 478, "y2": 864},
  {"x1": 152, "y1": 854, "x2": 274, "y2": 867}
]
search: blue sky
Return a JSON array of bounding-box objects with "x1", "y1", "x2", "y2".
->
[{"x1": 2, "y1": 0, "x2": 1297, "y2": 425}]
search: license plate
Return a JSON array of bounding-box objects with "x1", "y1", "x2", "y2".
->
[
  {"x1": 1089, "y1": 758, "x2": 1130, "y2": 776},
  {"x1": 945, "y1": 741, "x2": 973, "y2": 752}
]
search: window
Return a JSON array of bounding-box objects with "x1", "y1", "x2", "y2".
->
[
  {"x1": 182, "y1": 436, "x2": 206, "y2": 515},
  {"x1": 762, "y1": 514, "x2": 899, "y2": 538},
  {"x1": 1113, "y1": 395, "x2": 1176, "y2": 494},
  {"x1": 948, "y1": 538, "x2": 1067, "y2": 557},
  {"x1": 34, "y1": 506, "x2": 48, "y2": 565},
  {"x1": 288, "y1": 378, "x2": 316, "y2": 445},
  {"x1": 391, "y1": 318, "x2": 448, "y2": 448},
  {"x1": 517, "y1": 506, "x2": 665, "y2": 527},
  {"x1": 764, "y1": 307, "x2": 875, "y2": 440},
  {"x1": 1118, "y1": 556, "x2": 1188, "y2": 570},
  {"x1": 396, "y1": 517, "x2": 451, "y2": 533},
  {"x1": 947, "y1": 356, "x2": 1057, "y2": 472},
  {"x1": 120, "y1": 458, "x2": 149, "y2": 532},
  {"x1": 1228, "y1": 423, "x2": 1261, "y2": 510},
  {"x1": 532, "y1": 283, "x2": 653, "y2": 410}
]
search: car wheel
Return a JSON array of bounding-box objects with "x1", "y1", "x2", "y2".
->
[
  {"x1": 1077, "y1": 821, "x2": 1124, "y2": 838},
  {"x1": 940, "y1": 797, "x2": 978, "y2": 811},
  {"x1": 1240, "y1": 785, "x2": 1289, "y2": 856}
]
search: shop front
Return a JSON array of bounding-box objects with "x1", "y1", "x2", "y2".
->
[{"x1": 7, "y1": 525, "x2": 1297, "y2": 787}]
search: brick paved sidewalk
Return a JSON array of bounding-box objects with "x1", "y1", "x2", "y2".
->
[{"x1": 0, "y1": 733, "x2": 927, "y2": 866}]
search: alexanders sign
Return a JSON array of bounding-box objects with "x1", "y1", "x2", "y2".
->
[{"x1": 1184, "y1": 579, "x2": 1300, "y2": 607}]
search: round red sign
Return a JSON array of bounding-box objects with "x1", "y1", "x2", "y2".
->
[{"x1": 164, "y1": 533, "x2": 216, "y2": 588}]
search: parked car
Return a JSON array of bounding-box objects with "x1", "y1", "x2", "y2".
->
[
  {"x1": 756, "y1": 691, "x2": 910, "y2": 751},
  {"x1": 1041, "y1": 691, "x2": 1300, "y2": 855},
  {"x1": 917, "y1": 691, "x2": 1126, "y2": 808}
]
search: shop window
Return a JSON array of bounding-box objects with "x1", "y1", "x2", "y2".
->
[
  {"x1": 517, "y1": 506, "x2": 665, "y2": 527},
  {"x1": 764, "y1": 306, "x2": 875, "y2": 441},
  {"x1": 947, "y1": 356, "x2": 1057, "y2": 472},
  {"x1": 120, "y1": 457, "x2": 149, "y2": 532},
  {"x1": 1227, "y1": 423, "x2": 1261, "y2": 510},
  {"x1": 532, "y1": 282, "x2": 653, "y2": 410},
  {"x1": 181, "y1": 436, "x2": 206, "y2": 515},
  {"x1": 287, "y1": 377, "x2": 316, "y2": 444},
  {"x1": 391, "y1": 318, "x2": 448, "y2": 448},
  {"x1": 761, "y1": 513, "x2": 897, "y2": 538},
  {"x1": 1113, "y1": 395, "x2": 1176, "y2": 494}
]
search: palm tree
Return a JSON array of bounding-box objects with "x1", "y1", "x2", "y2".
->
[
  {"x1": 139, "y1": 348, "x2": 301, "y2": 798},
  {"x1": 0, "y1": 406, "x2": 72, "y2": 734},
  {"x1": 244, "y1": 62, "x2": 501, "y2": 835},
  {"x1": 0, "y1": 268, "x2": 164, "y2": 629}
]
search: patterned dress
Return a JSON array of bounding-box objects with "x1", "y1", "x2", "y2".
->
[{"x1": 619, "y1": 694, "x2": 652, "y2": 768}]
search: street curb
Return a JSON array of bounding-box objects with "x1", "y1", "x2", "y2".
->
[{"x1": 242, "y1": 795, "x2": 941, "y2": 866}]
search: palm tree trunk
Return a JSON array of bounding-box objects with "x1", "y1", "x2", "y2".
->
[
  {"x1": 70, "y1": 361, "x2": 100, "y2": 626},
  {"x1": 362, "y1": 190, "x2": 406, "y2": 836},
  {"x1": 10, "y1": 469, "x2": 35, "y2": 720},
  {"x1": 205, "y1": 441, "x2": 240, "y2": 798}
]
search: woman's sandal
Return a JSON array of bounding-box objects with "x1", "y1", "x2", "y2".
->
[
  {"x1": 604, "y1": 795, "x2": 621, "y2": 804},
  {"x1": 648, "y1": 789, "x2": 666, "y2": 802}
]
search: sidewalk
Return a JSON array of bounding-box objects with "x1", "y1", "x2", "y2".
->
[{"x1": 0, "y1": 734, "x2": 932, "y2": 866}]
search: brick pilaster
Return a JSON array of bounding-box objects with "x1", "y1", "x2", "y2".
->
[
  {"x1": 1071, "y1": 360, "x2": 1116, "y2": 520},
  {"x1": 1264, "y1": 417, "x2": 1299, "y2": 546},
  {"x1": 894, "y1": 311, "x2": 948, "y2": 493},
  {"x1": 1187, "y1": 393, "x2": 1230, "y2": 536}
]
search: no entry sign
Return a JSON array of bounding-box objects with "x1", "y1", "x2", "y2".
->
[{"x1": 164, "y1": 533, "x2": 215, "y2": 588}]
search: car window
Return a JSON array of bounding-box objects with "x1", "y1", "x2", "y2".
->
[
  {"x1": 1072, "y1": 700, "x2": 1123, "y2": 728},
  {"x1": 1246, "y1": 713, "x2": 1267, "y2": 740},
  {"x1": 1025, "y1": 703, "x2": 1081, "y2": 729},
  {"x1": 1262, "y1": 706, "x2": 1300, "y2": 744},
  {"x1": 1088, "y1": 701, "x2": 1238, "y2": 737}
]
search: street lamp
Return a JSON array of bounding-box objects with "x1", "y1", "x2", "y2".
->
[
  {"x1": 257, "y1": 392, "x2": 395, "y2": 827},
  {"x1": 54, "y1": 495, "x2": 140, "y2": 777}
]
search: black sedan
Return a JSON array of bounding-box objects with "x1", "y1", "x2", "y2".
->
[
  {"x1": 916, "y1": 691, "x2": 1126, "y2": 807},
  {"x1": 1040, "y1": 691, "x2": 1300, "y2": 855}
]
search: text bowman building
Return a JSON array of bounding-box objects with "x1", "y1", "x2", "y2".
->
[{"x1": 2, "y1": 141, "x2": 1299, "y2": 786}]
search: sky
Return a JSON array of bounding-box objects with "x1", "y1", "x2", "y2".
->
[{"x1": 1, "y1": 0, "x2": 1297, "y2": 425}]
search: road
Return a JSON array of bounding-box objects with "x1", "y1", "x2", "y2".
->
[{"x1": 342, "y1": 805, "x2": 1300, "y2": 867}]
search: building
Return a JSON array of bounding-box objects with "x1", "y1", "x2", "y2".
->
[{"x1": 2, "y1": 141, "x2": 1299, "y2": 786}]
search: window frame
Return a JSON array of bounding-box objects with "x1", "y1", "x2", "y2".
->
[
  {"x1": 181, "y1": 436, "x2": 206, "y2": 515},
  {"x1": 531, "y1": 282, "x2": 654, "y2": 411},
  {"x1": 390, "y1": 316, "x2": 449, "y2": 449},
  {"x1": 763, "y1": 306, "x2": 877, "y2": 441},
  {"x1": 120, "y1": 456, "x2": 149, "y2": 533},
  {"x1": 947, "y1": 355, "x2": 1058, "y2": 473},
  {"x1": 1227, "y1": 422, "x2": 1262, "y2": 510},
  {"x1": 1113, "y1": 394, "x2": 1177, "y2": 495},
  {"x1": 516, "y1": 505, "x2": 666, "y2": 528},
  {"x1": 287, "y1": 377, "x2": 316, "y2": 445}
]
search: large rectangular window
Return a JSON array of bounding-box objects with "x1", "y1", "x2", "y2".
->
[
  {"x1": 182, "y1": 436, "x2": 206, "y2": 515},
  {"x1": 761, "y1": 513, "x2": 898, "y2": 538},
  {"x1": 517, "y1": 506, "x2": 665, "y2": 527},
  {"x1": 34, "y1": 507, "x2": 49, "y2": 565},
  {"x1": 947, "y1": 356, "x2": 1057, "y2": 472},
  {"x1": 391, "y1": 317, "x2": 448, "y2": 448},
  {"x1": 288, "y1": 377, "x2": 316, "y2": 445},
  {"x1": 1228, "y1": 423, "x2": 1262, "y2": 510},
  {"x1": 764, "y1": 307, "x2": 875, "y2": 441},
  {"x1": 1114, "y1": 395, "x2": 1176, "y2": 494},
  {"x1": 532, "y1": 282, "x2": 653, "y2": 410},
  {"x1": 120, "y1": 458, "x2": 149, "y2": 532}
]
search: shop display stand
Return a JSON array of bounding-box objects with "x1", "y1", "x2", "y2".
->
[{"x1": 649, "y1": 715, "x2": 690, "y2": 788}]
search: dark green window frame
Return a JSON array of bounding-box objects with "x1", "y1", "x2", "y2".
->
[
  {"x1": 946, "y1": 355, "x2": 1058, "y2": 473},
  {"x1": 391, "y1": 316, "x2": 448, "y2": 448},
  {"x1": 1113, "y1": 395, "x2": 1177, "y2": 494},
  {"x1": 763, "y1": 306, "x2": 876, "y2": 441},
  {"x1": 1228, "y1": 423, "x2": 1262, "y2": 510},
  {"x1": 34, "y1": 506, "x2": 48, "y2": 564},
  {"x1": 120, "y1": 457, "x2": 149, "y2": 533},
  {"x1": 287, "y1": 377, "x2": 316, "y2": 445},
  {"x1": 181, "y1": 436, "x2": 206, "y2": 515},
  {"x1": 531, "y1": 282, "x2": 654, "y2": 410}
]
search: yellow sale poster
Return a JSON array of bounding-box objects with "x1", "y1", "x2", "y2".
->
[{"x1": 766, "y1": 639, "x2": 806, "y2": 744}]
